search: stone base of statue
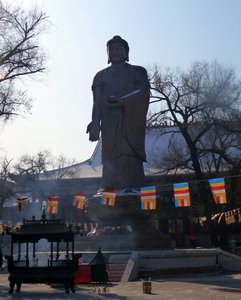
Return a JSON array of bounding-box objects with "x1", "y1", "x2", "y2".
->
[
  {"x1": 84, "y1": 194, "x2": 175, "y2": 250},
  {"x1": 75, "y1": 233, "x2": 175, "y2": 252}
]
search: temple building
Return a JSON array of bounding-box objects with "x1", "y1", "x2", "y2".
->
[{"x1": 39, "y1": 126, "x2": 185, "y2": 182}]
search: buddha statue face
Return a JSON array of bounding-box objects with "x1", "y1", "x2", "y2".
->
[{"x1": 107, "y1": 42, "x2": 127, "y2": 64}]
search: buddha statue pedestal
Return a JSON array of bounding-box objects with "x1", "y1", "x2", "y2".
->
[{"x1": 85, "y1": 194, "x2": 175, "y2": 250}]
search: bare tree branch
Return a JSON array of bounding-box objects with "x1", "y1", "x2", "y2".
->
[
  {"x1": 0, "y1": 1, "x2": 49, "y2": 124},
  {"x1": 148, "y1": 61, "x2": 241, "y2": 179}
]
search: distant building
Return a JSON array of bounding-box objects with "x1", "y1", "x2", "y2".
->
[{"x1": 39, "y1": 126, "x2": 184, "y2": 181}]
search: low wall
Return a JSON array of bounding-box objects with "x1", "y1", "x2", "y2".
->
[
  {"x1": 75, "y1": 234, "x2": 174, "y2": 251},
  {"x1": 218, "y1": 249, "x2": 241, "y2": 272},
  {"x1": 138, "y1": 249, "x2": 219, "y2": 276}
]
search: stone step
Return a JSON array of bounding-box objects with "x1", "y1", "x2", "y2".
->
[
  {"x1": 107, "y1": 254, "x2": 131, "y2": 282},
  {"x1": 111, "y1": 253, "x2": 130, "y2": 259},
  {"x1": 109, "y1": 257, "x2": 129, "y2": 263},
  {"x1": 108, "y1": 271, "x2": 123, "y2": 281},
  {"x1": 108, "y1": 264, "x2": 128, "y2": 271},
  {"x1": 109, "y1": 277, "x2": 122, "y2": 282},
  {"x1": 109, "y1": 269, "x2": 127, "y2": 274},
  {"x1": 109, "y1": 262, "x2": 128, "y2": 267},
  {"x1": 108, "y1": 275, "x2": 123, "y2": 281},
  {"x1": 109, "y1": 257, "x2": 129, "y2": 261},
  {"x1": 109, "y1": 258, "x2": 128, "y2": 262},
  {"x1": 108, "y1": 270, "x2": 124, "y2": 275}
]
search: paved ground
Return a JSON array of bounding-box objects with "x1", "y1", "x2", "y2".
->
[{"x1": 1, "y1": 271, "x2": 241, "y2": 299}]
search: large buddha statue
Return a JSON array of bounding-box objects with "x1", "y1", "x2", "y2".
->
[{"x1": 87, "y1": 36, "x2": 150, "y2": 190}]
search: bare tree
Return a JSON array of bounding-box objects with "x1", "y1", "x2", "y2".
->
[
  {"x1": 13, "y1": 150, "x2": 51, "y2": 180},
  {"x1": 0, "y1": 156, "x2": 13, "y2": 181},
  {"x1": 49, "y1": 154, "x2": 77, "y2": 180},
  {"x1": 148, "y1": 61, "x2": 241, "y2": 180},
  {"x1": 12, "y1": 150, "x2": 77, "y2": 187},
  {"x1": 0, "y1": 0, "x2": 49, "y2": 123},
  {"x1": 9, "y1": 151, "x2": 77, "y2": 205},
  {"x1": 0, "y1": 151, "x2": 77, "y2": 225},
  {"x1": 0, "y1": 156, "x2": 14, "y2": 219}
]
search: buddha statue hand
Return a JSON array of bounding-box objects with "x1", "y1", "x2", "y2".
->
[
  {"x1": 107, "y1": 96, "x2": 124, "y2": 108},
  {"x1": 86, "y1": 122, "x2": 100, "y2": 141}
]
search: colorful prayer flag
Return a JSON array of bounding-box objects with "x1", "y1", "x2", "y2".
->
[
  {"x1": 209, "y1": 178, "x2": 227, "y2": 204},
  {"x1": 73, "y1": 194, "x2": 86, "y2": 209},
  {"x1": 101, "y1": 191, "x2": 116, "y2": 206},
  {"x1": 47, "y1": 196, "x2": 59, "y2": 214},
  {"x1": 225, "y1": 211, "x2": 236, "y2": 225},
  {"x1": 140, "y1": 186, "x2": 156, "y2": 210},
  {"x1": 173, "y1": 182, "x2": 190, "y2": 207}
]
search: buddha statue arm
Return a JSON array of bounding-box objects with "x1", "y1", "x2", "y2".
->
[
  {"x1": 86, "y1": 73, "x2": 102, "y2": 141},
  {"x1": 107, "y1": 65, "x2": 150, "y2": 108}
]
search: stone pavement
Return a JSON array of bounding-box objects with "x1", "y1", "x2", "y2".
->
[{"x1": 1, "y1": 271, "x2": 241, "y2": 299}]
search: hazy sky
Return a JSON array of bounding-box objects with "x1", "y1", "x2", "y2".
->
[{"x1": 1, "y1": 0, "x2": 241, "y2": 164}]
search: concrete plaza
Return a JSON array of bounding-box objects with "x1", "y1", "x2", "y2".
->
[{"x1": 1, "y1": 271, "x2": 241, "y2": 299}]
